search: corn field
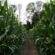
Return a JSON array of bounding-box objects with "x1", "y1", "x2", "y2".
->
[
  {"x1": 0, "y1": 0, "x2": 27, "y2": 55},
  {"x1": 29, "y1": 0, "x2": 55, "y2": 55},
  {"x1": 0, "y1": 0, "x2": 55, "y2": 55}
]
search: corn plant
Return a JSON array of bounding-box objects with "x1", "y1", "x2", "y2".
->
[
  {"x1": 0, "y1": 0, "x2": 27, "y2": 55},
  {"x1": 29, "y1": 0, "x2": 55, "y2": 55}
]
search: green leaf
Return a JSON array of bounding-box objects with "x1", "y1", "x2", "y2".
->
[{"x1": 35, "y1": 38, "x2": 40, "y2": 45}]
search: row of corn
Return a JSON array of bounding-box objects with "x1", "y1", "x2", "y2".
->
[{"x1": 0, "y1": 0, "x2": 27, "y2": 55}]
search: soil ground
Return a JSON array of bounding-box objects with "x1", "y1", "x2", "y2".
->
[{"x1": 21, "y1": 37, "x2": 38, "y2": 55}]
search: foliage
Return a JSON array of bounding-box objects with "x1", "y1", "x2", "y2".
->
[
  {"x1": 36, "y1": 1, "x2": 43, "y2": 13},
  {"x1": 26, "y1": 1, "x2": 43, "y2": 19},
  {"x1": 24, "y1": 21, "x2": 32, "y2": 31},
  {"x1": 32, "y1": 11, "x2": 43, "y2": 27},
  {"x1": 26, "y1": 1, "x2": 43, "y2": 28},
  {"x1": 24, "y1": 11, "x2": 43, "y2": 31},
  {"x1": 29, "y1": 0, "x2": 55, "y2": 55},
  {"x1": 26, "y1": 2, "x2": 35, "y2": 13},
  {"x1": 0, "y1": 0, "x2": 27, "y2": 55},
  {"x1": 11, "y1": 5, "x2": 17, "y2": 13}
]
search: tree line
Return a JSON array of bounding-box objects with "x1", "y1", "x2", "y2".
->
[
  {"x1": 24, "y1": 1, "x2": 44, "y2": 31},
  {"x1": 10, "y1": 1, "x2": 45, "y2": 31}
]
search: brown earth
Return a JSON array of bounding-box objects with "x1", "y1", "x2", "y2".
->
[{"x1": 21, "y1": 37, "x2": 38, "y2": 55}]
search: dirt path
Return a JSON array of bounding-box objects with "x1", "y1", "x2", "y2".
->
[{"x1": 22, "y1": 37, "x2": 38, "y2": 55}]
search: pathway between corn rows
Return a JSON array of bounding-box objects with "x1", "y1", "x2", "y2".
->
[{"x1": 21, "y1": 37, "x2": 38, "y2": 55}]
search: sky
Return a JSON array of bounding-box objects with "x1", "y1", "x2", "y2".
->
[{"x1": 9, "y1": 0, "x2": 50, "y2": 24}]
